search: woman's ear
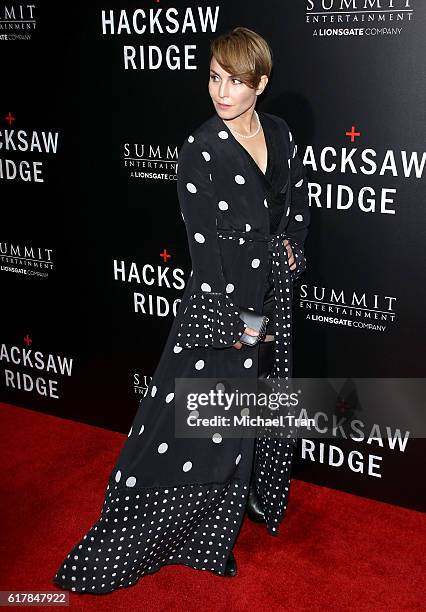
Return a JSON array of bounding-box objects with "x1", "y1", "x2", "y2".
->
[{"x1": 256, "y1": 74, "x2": 268, "y2": 95}]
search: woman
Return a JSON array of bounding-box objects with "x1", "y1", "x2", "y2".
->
[{"x1": 53, "y1": 27, "x2": 310, "y2": 593}]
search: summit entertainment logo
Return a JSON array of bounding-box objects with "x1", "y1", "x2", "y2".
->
[
  {"x1": 0, "y1": 241, "x2": 55, "y2": 278},
  {"x1": 123, "y1": 141, "x2": 178, "y2": 182},
  {"x1": 0, "y1": 3, "x2": 37, "y2": 41},
  {"x1": 306, "y1": 0, "x2": 414, "y2": 37},
  {"x1": 298, "y1": 283, "x2": 397, "y2": 332}
]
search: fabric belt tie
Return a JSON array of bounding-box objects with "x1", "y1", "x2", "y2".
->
[
  {"x1": 217, "y1": 228, "x2": 293, "y2": 377},
  {"x1": 217, "y1": 227, "x2": 297, "y2": 444}
]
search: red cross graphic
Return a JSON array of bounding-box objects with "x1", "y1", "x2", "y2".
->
[
  {"x1": 345, "y1": 126, "x2": 360, "y2": 142},
  {"x1": 159, "y1": 248, "x2": 171, "y2": 263},
  {"x1": 4, "y1": 112, "x2": 15, "y2": 126}
]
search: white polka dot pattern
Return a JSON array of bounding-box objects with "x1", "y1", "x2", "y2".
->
[
  {"x1": 52, "y1": 116, "x2": 312, "y2": 594},
  {"x1": 176, "y1": 291, "x2": 246, "y2": 349},
  {"x1": 284, "y1": 127, "x2": 311, "y2": 268},
  {"x1": 53, "y1": 480, "x2": 249, "y2": 593},
  {"x1": 186, "y1": 182, "x2": 197, "y2": 193},
  {"x1": 253, "y1": 439, "x2": 294, "y2": 534}
]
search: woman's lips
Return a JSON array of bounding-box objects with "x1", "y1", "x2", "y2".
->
[{"x1": 217, "y1": 102, "x2": 231, "y2": 109}]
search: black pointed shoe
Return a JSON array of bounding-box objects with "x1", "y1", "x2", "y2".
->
[
  {"x1": 246, "y1": 482, "x2": 266, "y2": 523},
  {"x1": 224, "y1": 550, "x2": 238, "y2": 577}
]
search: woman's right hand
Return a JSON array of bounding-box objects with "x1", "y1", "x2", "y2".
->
[{"x1": 233, "y1": 327, "x2": 259, "y2": 349}]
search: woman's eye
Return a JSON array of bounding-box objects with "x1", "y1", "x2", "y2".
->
[{"x1": 209, "y1": 75, "x2": 241, "y2": 84}]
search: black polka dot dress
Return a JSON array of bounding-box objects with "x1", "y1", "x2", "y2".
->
[{"x1": 53, "y1": 111, "x2": 310, "y2": 594}]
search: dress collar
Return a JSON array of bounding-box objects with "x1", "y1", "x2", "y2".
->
[{"x1": 212, "y1": 110, "x2": 288, "y2": 196}]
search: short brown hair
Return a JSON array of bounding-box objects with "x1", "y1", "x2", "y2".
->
[{"x1": 210, "y1": 27, "x2": 273, "y2": 90}]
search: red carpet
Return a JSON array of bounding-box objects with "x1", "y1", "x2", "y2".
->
[{"x1": 0, "y1": 402, "x2": 424, "y2": 611}]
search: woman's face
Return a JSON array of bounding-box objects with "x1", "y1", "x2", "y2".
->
[{"x1": 208, "y1": 56, "x2": 264, "y2": 120}]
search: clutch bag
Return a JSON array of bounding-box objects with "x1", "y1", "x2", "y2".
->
[{"x1": 238, "y1": 307, "x2": 269, "y2": 346}]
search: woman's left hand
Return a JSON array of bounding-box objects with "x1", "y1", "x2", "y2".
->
[{"x1": 283, "y1": 239, "x2": 297, "y2": 271}]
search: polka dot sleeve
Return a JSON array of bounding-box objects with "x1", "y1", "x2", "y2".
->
[
  {"x1": 176, "y1": 137, "x2": 246, "y2": 349},
  {"x1": 284, "y1": 122, "x2": 311, "y2": 282}
]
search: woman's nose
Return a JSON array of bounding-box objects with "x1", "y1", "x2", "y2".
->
[{"x1": 219, "y1": 81, "x2": 229, "y2": 98}]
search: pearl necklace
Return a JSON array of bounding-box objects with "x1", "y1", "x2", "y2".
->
[{"x1": 228, "y1": 110, "x2": 261, "y2": 139}]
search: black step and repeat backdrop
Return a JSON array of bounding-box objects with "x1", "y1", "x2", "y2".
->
[{"x1": 2, "y1": 2, "x2": 425, "y2": 512}]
